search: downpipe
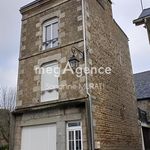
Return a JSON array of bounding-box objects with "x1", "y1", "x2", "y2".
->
[{"x1": 81, "y1": 0, "x2": 95, "y2": 150}]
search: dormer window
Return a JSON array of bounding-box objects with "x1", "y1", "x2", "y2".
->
[{"x1": 43, "y1": 18, "x2": 59, "y2": 50}]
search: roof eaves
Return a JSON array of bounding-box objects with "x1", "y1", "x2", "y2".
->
[
  {"x1": 137, "y1": 97, "x2": 150, "y2": 101},
  {"x1": 133, "y1": 18, "x2": 144, "y2": 25},
  {"x1": 20, "y1": 0, "x2": 41, "y2": 13},
  {"x1": 133, "y1": 8, "x2": 150, "y2": 25},
  {"x1": 133, "y1": 16, "x2": 150, "y2": 25}
]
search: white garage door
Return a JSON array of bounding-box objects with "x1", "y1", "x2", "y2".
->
[{"x1": 21, "y1": 124, "x2": 56, "y2": 150}]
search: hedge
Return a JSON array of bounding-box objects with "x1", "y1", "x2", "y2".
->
[{"x1": 0, "y1": 145, "x2": 9, "y2": 150}]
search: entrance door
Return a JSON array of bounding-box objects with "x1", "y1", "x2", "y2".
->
[
  {"x1": 143, "y1": 127, "x2": 150, "y2": 150},
  {"x1": 21, "y1": 124, "x2": 56, "y2": 150}
]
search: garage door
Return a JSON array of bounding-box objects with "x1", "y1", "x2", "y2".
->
[{"x1": 21, "y1": 124, "x2": 56, "y2": 150}]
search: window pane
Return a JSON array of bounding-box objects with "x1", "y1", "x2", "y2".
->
[
  {"x1": 52, "y1": 22, "x2": 58, "y2": 38},
  {"x1": 68, "y1": 122, "x2": 81, "y2": 127},
  {"x1": 72, "y1": 141, "x2": 74, "y2": 150},
  {"x1": 69, "y1": 131, "x2": 74, "y2": 141},
  {"x1": 71, "y1": 131, "x2": 74, "y2": 141},
  {"x1": 76, "y1": 141, "x2": 79, "y2": 150},
  {"x1": 69, "y1": 131, "x2": 74, "y2": 150},
  {"x1": 78, "y1": 130, "x2": 81, "y2": 139},
  {"x1": 52, "y1": 22, "x2": 58, "y2": 47},
  {"x1": 76, "y1": 130, "x2": 81, "y2": 150},
  {"x1": 76, "y1": 131, "x2": 78, "y2": 140},
  {"x1": 69, "y1": 141, "x2": 72, "y2": 150},
  {"x1": 46, "y1": 25, "x2": 51, "y2": 41},
  {"x1": 69, "y1": 141, "x2": 74, "y2": 150},
  {"x1": 79, "y1": 141, "x2": 81, "y2": 150},
  {"x1": 45, "y1": 25, "x2": 52, "y2": 49}
]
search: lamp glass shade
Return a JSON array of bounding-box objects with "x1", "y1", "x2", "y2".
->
[{"x1": 69, "y1": 55, "x2": 79, "y2": 71}]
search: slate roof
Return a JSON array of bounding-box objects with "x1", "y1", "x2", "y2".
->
[
  {"x1": 134, "y1": 71, "x2": 150, "y2": 100},
  {"x1": 133, "y1": 8, "x2": 150, "y2": 25},
  {"x1": 139, "y1": 8, "x2": 150, "y2": 18}
]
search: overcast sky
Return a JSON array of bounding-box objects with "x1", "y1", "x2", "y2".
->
[{"x1": 0, "y1": 0, "x2": 150, "y2": 87}]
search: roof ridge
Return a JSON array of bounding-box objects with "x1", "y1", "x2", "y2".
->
[{"x1": 134, "y1": 70, "x2": 150, "y2": 75}]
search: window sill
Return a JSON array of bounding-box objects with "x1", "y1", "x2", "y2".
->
[
  {"x1": 19, "y1": 39, "x2": 84, "y2": 61},
  {"x1": 42, "y1": 46, "x2": 60, "y2": 53}
]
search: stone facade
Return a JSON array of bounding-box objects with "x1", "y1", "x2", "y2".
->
[
  {"x1": 137, "y1": 99, "x2": 150, "y2": 127},
  {"x1": 138, "y1": 99, "x2": 150, "y2": 114},
  {"x1": 13, "y1": 102, "x2": 87, "y2": 150},
  {"x1": 87, "y1": 0, "x2": 142, "y2": 149},
  {"x1": 134, "y1": 71, "x2": 150, "y2": 149},
  {"x1": 17, "y1": 0, "x2": 86, "y2": 107},
  {"x1": 13, "y1": 0, "x2": 142, "y2": 150},
  {"x1": 137, "y1": 100, "x2": 150, "y2": 150}
]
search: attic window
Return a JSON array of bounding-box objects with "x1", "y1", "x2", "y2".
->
[{"x1": 97, "y1": 0, "x2": 105, "y2": 9}]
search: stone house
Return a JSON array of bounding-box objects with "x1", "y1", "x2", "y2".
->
[
  {"x1": 134, "y1": 71, "x2": 150, "y2": 150},
  {"x1": 12, "y1": 0, "x2": 142, "y2": 150}
]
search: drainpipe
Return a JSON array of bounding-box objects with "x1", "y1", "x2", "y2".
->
[
  {"x1": 140, "y1": 121, "x2": 145, "y2": 150},
  {"x1": 81, "y1": 0, "x2": 95, "y2": 150}
]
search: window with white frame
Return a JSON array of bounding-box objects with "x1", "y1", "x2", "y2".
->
[
  {"x1": 67, "y1": 121, "x2": 83, "y2": 150},
  {"x1": 41, "y1": 61, "x2": 59, "y2": 102},
  {"x1": 43, "y1": 18, "x2": 59, "y2": 50}
]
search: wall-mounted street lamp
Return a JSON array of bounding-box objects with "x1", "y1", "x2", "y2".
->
[{"x1": 69, "y1": 47, "x2": 84, "y2": 71}]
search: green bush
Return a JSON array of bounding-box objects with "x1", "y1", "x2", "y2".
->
[{"x1": 0, "y1": 145, "x2": 9, "y2": 150}]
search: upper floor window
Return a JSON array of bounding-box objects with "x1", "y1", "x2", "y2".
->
[
  {"x1": 41, "y1": 62, "x2": 59, "y2": 102},
  {"x1": 43, "y1": 18, "x2": 59, "y2": 50},
  {"x1": 67, "y1": 121, "x2": 83, "y2": 150}
]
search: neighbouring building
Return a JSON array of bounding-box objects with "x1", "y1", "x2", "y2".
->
[
  {"x1": 134, "y1": 71, "x2": 150, "y2": 150},
  {"x1": 12, "y1": 0, "x2": 142, "y2": 150},
  {"x1": 133, "y1": 8, "x2": 150, "y2": 43}
]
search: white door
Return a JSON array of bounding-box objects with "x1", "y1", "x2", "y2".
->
[{"x1": 21, "y1": 124, "x2": 56, "y2": 150}]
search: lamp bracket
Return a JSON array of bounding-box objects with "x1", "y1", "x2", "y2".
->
[{"x1": 71, "y1": 47, "x2": 84, "y2": 60}]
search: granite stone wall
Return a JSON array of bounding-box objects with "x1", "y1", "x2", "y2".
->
[{"x1": 86, "y1": 0, "x2": 142, "y2": 149}]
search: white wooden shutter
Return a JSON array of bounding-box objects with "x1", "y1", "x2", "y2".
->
[{"x1": 41, "y1": 62, "x2": 59, "y2": 102}]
